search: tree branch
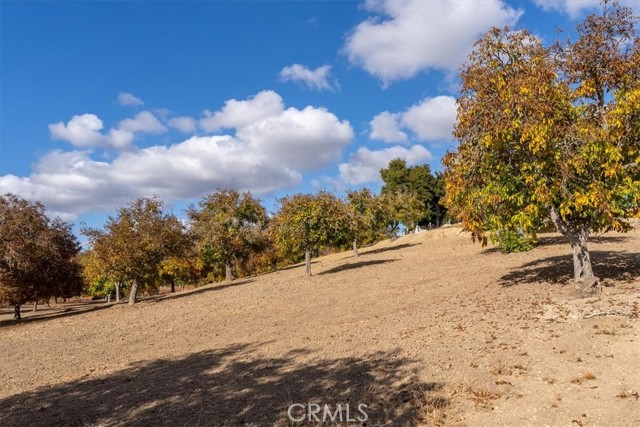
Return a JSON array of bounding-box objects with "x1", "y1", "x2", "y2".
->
[{"x1": 623, "y1": 162, "x2": 638, "y2": 170}]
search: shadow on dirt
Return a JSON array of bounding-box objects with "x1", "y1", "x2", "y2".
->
[
  {"x1": 0, "y1": 280, "x2": 255, "y2": 328},
  {"x1": 0, "y1": 301, "x2": 116, "y2": 328},
  {"x1": 151, "y1": 279, "x2": 254, "y2": 303},
  {"x1": 318, "y1": 259, "x2": 397, "y2": 276},
  {"x1": 535, "y1": 235, "x2": 630, "y2": 247},
  {"x1": 0, "y1": 343, "x2": 445, "y2": 426},
  {"x1": 482, "y1": 234, "x2": 631, "y2": 255},
  {"x1": 499, "y1": 250, "x2": 640, "y2": 286},
  {"x1": 361, "y1": 243, "x2": 420, "y2": 257}
]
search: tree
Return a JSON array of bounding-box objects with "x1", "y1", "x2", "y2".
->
[
  {"x1": 159, "y1": 256, "x2": 197, "y2": 293},
  {"x1": 443, "y1": 1, "x2": 640, "y2": 292},
  {"x1": 380, "y1": 191, "x2": 424, "y2": 238},
  {"x1": 380, "y1": 158, "x2": 446, "y2": 226},
  {"x1": 188, "y1": 189, "x2": 267, "y2": 282},
  {"x1": 272, "y1": 191, "x2": 348, "y2": 276},
  {"x1": 346, "y1": 188, "x2": 386, "y2": 257},
  {"x1": 83, "y1": 196, "x2": 187, "y2": 305},
  {"x1": 0, "y1": 194, "x2": 84, "y2": 319}
]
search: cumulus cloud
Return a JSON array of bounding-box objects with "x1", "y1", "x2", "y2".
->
[
  {"x1": 344, "y1": 0, "x2": 522, "y2": 85},
  {"x1": 117, "y1": 92, "x2": 144, "y2": 106},
  {"x1": 168, "y1": 116, "x2": 197, "y2": 133},
  {"x1": 369, "y1": 112, "x2": 408, "y2": 144},
  {"x1": 369, "y1": 96, "x2": 457, "y2": 143},
  {"x1": 200, "y1": 90, "x2": 284, "y2": 132},
  {"x1": 237, "y1": 106, "x2": 353, "y2": 170},
  {"x1": 280, "y1": 64, "x2": 336, "y2": 91},
  {"x1": 4, "y1": 91, "x2": 354, "y2": 218},
  {"x1": 49, "y1": 111, "x2": 167, "y2": 150},
  {"x1": 118, "y1": 111, "x2": 167, "y2": 134},
  {"x1": 48, "y1": 114, "x2": 135, "y2": 150},
  {"x1": 339, "y1": 145, "x2": 432, "y2": 185},
  {"x1": 401, "y1": 96, "x2": 457, "y2": 141}
]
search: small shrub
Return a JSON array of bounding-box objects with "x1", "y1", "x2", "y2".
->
[{"x1": 490, "y1": 229, "x2": 535, "y2": 253}]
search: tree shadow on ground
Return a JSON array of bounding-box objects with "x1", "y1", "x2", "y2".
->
[
  {"x1": 277, "y1": 261, "x2": 319, "y2": 272},
  {"x1": 361, "y1": 243, "x2": 420, "y2": 257},
  {"x1": 481, "y1": 234, "x2": 631, "y2": 255},
  {"x1": 150, "y1": 279, "x2": 254, "y2": 303},
  {"x1": 0, "y1": 280, "x2": 256, "y2": 328},
  {"x1": 0, "y1": 343, "x2": 444, "y2": 426},
  {"x1": 0, "y1": 301, "x2": 116, "y2": 328},
  {"x1": 499, "y1": 250, "x2": 640, "y2": 287},
  {"x1": 318, "y1": 260, "x2": 397, "y2": 276},
  {"x1": 535, "y1": 234, "x2": 630, "y2": 247}
]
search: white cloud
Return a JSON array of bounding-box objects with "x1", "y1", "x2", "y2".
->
[
  {"x1": 117, "y1": 92, "x2": 144, "y2": 106},
  {"x1": 279, "y1": 64, "x2": 336, "y2": 91},
  {"x1": 118, "y1": 111, "x2": 167, "y2": 134},
  {"x1": 369, "y1": 112, "x2": 408, "y2": 143},
  {"x1": 370, "y1": 96, "x2": 457, "y2": 143},
  {"x1": 48, "y1": 111, "x2": 168, "y2": 150},
  {"x1": 4, "y1": 91, "x2": 354, "y2": 218},
  {"x1": 168, "y1": 116, "x2": 197, "y2": 133},
  {"x1": 200, "y1": 90, "x2": 284, "y2": 132},
  {"x1": 48, "y1": 114, "x2": 135, "y2": 150},
  {"x1": 339, "y1": 145, "x2": 432, "y2": 185},
  {"x1": 401, "y1": 96, "x2": 457, "y2": 141},
  {"x1": 238, "y1": 106, "x2": 353, "y2": 170},
  {"x1": 344, "y1": 0, "x2": 522, "y2": 85}
]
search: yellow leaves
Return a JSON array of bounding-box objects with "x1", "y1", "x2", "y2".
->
[
  {"x1": 524, "y1": 204, "x2": 539, "y2": 216},
  {"x1": 574, "y1": 192, "x2": 590, "y2": 207}
]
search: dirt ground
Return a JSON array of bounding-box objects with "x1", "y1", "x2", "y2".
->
[{"x1": 1, "y1": 226, "x2": 639, "y2": 426}]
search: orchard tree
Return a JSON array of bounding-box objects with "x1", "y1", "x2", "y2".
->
[
  {"x1": 380, "y1": 191, "x2": 424, "y2": 238},
  {"x1": 188, "y1": 189, "x2": 267, "y2": 282},
  {"x1": 0, "y1": 194, "x2": 84, "y2": 319},
  {"x1": 444, "y1": 1, "x2": 640, "y2": 292},
  {"x1": 272, "y1": 191, "x2": 348, "y2": 276},
  {"x1": 346, "y1": 188, "x2": 386, "y2": 257},
  {"x1": 83, "y1": 196, "x2": 188, "y2": 305},
  {"x1": 380, "y1": 158, "x2": 446, "y2": 226},
  {"x1": 159, "y1": 256, "x2": 197, "y2": 293}
]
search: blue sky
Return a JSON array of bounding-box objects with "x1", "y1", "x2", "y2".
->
[{"x1": 0, "y1": 0, "x2": 626, "y2": 230}]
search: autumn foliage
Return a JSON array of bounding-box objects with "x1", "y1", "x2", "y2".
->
[{"x1": 444, "y1": 1, "x2": 640, "y2": 288}]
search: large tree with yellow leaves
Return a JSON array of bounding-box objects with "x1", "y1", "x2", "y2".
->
[{"x1": 444, "y1": 1, "x2": 640, "y2": 291}]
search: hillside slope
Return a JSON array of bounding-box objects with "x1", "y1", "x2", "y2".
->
[{"x1": 1, "y1": 227, "x2": 639, "y2": 426}]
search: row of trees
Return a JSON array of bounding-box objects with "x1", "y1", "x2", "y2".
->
[
  {"x1": 75, "y1": 160, "x2": 447, "y2": 305},
  {"x1": 81, "y1": 187, "x2": 429, "y2": 305},
  {"x1": 1, "y1": 159, "x2": 446, "y2": 315}
]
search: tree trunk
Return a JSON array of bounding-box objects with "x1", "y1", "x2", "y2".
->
[
  {"x1": 568, "y1": 230, "x2": 601, "y2": 296},
  {"x1": 352, "y1": 239, "x2": 359, "y2": 258},
  {"x1": 225, "y1": 261, "x2": 234, "y2": 282},
  {"x1": 170, "y1": 277, "x2": 176, "y2": 293},
  {"x1": 549, "y1": 207, "x2": 600, "y2": 296},
  {"x1": 128, "y1": 280, "x2": 138, "y2": 306},
  {"x1": 305, "y1": 249, "x2": 312, "y2": 277},
  {"x1": 14, "y1": 304, "x2": 21, "y2": 320},
  {"x1": 33, "y1": 301, "x2": 38, "y2": 312},
  {"x1": 115, "y1": 283, "x2": 120, "y2": 302},
  {"x1": 570, "y1": 231, "x2": 594, "y2": 281}
]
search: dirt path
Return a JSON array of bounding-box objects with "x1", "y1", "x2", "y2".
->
[{"x1": 1, "y1": 227, "x2": 638, "y2": 426}]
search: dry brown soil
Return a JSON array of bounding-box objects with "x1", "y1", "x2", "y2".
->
[{"x1": 1, "y1": 226, "x2": 639, "y2": 426}]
